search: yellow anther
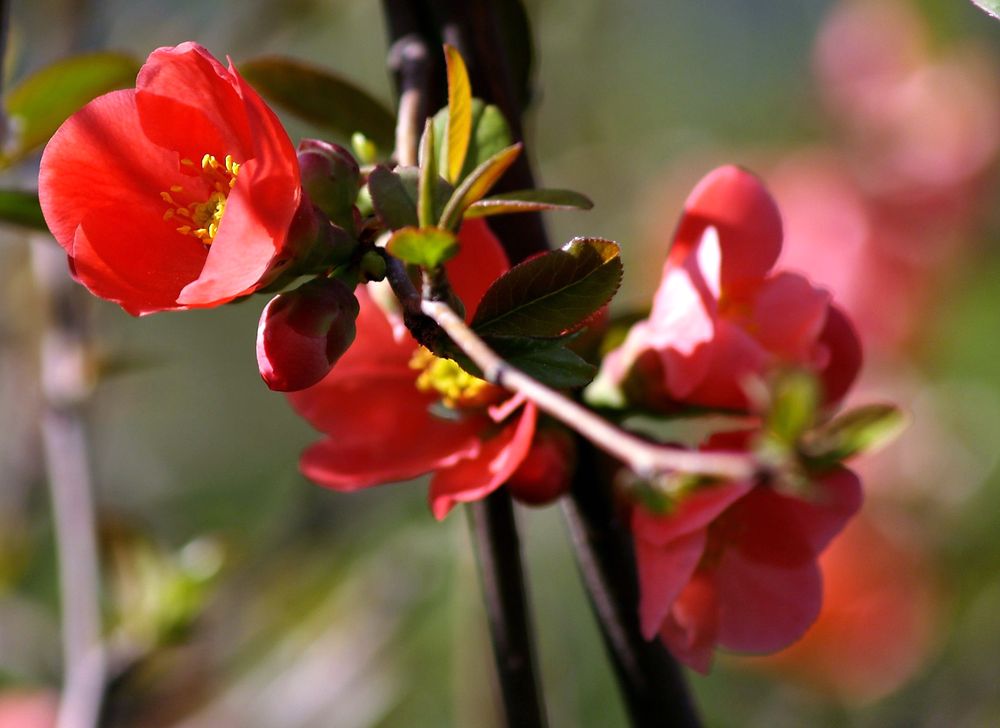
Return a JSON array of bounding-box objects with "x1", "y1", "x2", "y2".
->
[
  {"x1": 163, "y1": 152, "x2": 240, "y2": 246},
  {"x1": 409, "y1": 347, "x2": 492, "y2": 408}
]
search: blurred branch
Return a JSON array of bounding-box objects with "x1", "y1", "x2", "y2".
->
[{"x1": 31, "y1": 238, "x2": 106, "y2": 728}]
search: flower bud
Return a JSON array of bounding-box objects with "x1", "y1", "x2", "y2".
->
[
  {"x1": 297, "y1": 139, "x2": 360, "y2": 230},
  {"x1": 506, "y1": 429, "x2": 575, "y2": 506},
  {"x1": 256, "y1": 277, "x2": 360, "y2": 392}
]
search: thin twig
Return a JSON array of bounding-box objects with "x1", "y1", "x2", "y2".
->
[
  {"x1": 31, "y1": 239, "x2": 106, "y2": 728},
  {"x1": 467, "y1": 492, "x2": 548, "y2": 728},
  {"x1": 421, "y1": 299, "x2": 758, "y2": 484}
]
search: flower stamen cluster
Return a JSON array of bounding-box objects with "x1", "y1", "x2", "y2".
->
[
  {"x1": 160, "y1": 154, "x2": 240, "y2": 244},
  {"x1": 409, "y1": 346, "x2": 495, "y2": 409}
]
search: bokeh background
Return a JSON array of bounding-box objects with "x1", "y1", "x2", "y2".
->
[{"x1": 2, "y1": 0, "x2": 1000, "y2": 725}]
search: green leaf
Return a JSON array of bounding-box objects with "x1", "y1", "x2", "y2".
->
[
  {"x1": 3, "y1": 52, "x2": 140, "y2": 164},
  {"x1": 466, "y1": 188, "x2": 593, "y2": 218},
  {"x1": 472, "y1": 237, "x2": 623, "y2": 337},
  {"x1": 0, "y1": 189, "x2": 46, "y2": 230},
  {"x1": 240, "y1": 57, "x2": 396, "y2": 150},
  {"x1": 488, "y1": 336, "x2": 596, "y2": 389},
  {"x1": 386, "y1": 226, "x2": 459, "y2": 269},
  {"x1": 418, "y1": 119, "x2": 437, "y2": 228},
  {"x1": 439, "y1": 143, "x2": 522, "y2": 230},
  {"x1": 367, "y1": 166, "x2": 418, "y2": 230},
  {"x1": 444, "y1": 45, "x2": 473, "y2": 184},
  {"x1": 433, "y1": 100, "x2": 513, "y2": 181},
  {"x1": 970, "y1": 0, "x2": 1000, "y2": 19},
  {"x1": 766, "y1": 370, "x2": 820, "y2": 445},
  {"x1": 801, "y1": 404, "x2": 907, "y2": 466}
]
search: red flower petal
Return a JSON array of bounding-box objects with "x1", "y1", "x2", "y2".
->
[
  {"x1": 635, "y1": 529, "x2": 706, "y2": 639},
  {"x1": 72, "y1": 204, "x2": 207, "y2": 315},
  {"x1": 815, "y1": 304, "x2": 863, "y2": 405},
  {"x1": 299, "y1": 407, "x2": 483, "y2": 491},
  {"x1": 658, "y1": 572, "x2": 720, "y2": 674},
  {"x1": 39, "y1": 89, "x2": 181, "y2": 254},
  {"x1": 683, "y1": 318, "x2": 769, "y2": 409},
  {"x1": 429, "y1": 402, "x2": 537, "y2": 520},
  {"x1": 177, "y1": 157, "x2": 296, "y2": 306},
  {"x1": 715, "y1": 555, "x2": 823, "y2": 654},
  {"x1": 632, "y1": 482, "x2": 752, "y2": 547},
  {"x1": 447, "y1": 219, "x2": 510, "y2": 319},
  {"x1": 135, "y1": 43, "x2": 251, "y2": 161},
  {"x1": 669, "y1": 165, "x2": 783, "y2": 293},
  {"x1": 750, "y1": 272, "x2": 831, "y2": 361}
]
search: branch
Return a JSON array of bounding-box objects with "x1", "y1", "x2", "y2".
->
[
  {"x1": 381, "y1": 5, "x2": 550, "y2": 728},
  {"x1": 31, "y1": 239, "x2": 107, "y2": 728},
  {"x1": 562, "y1": 441, "x2": 701, "y2": 726},
  {"x1": 421, "y1": 299, "x2": 758, "y2": 485},
  {"x1": 467, "y1": 492, "x2": 548, "y2": 728}
]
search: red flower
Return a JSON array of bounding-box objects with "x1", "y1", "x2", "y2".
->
[
  {"x1": 633, "y1": 452, "x2": 862, "y2": 673},
  {"x1": 601, "y1": 165, "x2": 861, "y2": 410},
  {"x1": 287, "y1": 220, "x2": 537, "y2": 519},
  {"x1": 39, "y1": 42, "x2": 301, "y2": 315}
]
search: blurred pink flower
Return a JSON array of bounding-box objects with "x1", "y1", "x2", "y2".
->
[
  {"x1": 601, "y1": 165, "x2": 860, "y2": 411},
  {"x1": 633, "y1": 443, "x2": 862, "y2": 673}
]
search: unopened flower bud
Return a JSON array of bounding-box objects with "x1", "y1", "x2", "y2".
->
[
  {"x1": 297, "y1": 139, "x2": 360, "y2": 230},
  {"x1": 256, "y1": 277, "x2": 360, "y2": 392},
  {"x1": 506, "y1": 430, "x2": 576, "y2": 506}
]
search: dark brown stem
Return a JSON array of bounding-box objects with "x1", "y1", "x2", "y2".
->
[
  {"x1": 382, "y1": 4, "x2": 549, "y2": 727},
  {"x1": 563, "y1": 441, "x2": 701, "y2": 727},
  {"x1": 410, "y1": 3, "x2": 704, "y2": 724},
  {"x1": 467, "y1": 492, "x2": 548, "y2": 728}
]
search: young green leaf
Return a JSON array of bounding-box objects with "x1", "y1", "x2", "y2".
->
[
  {"x1": 433, "y1": 100, "x2": 513, "y2": 182},
  {"x1": 0, "y1": 189, "x2": 46, "y2": 230},
  {"x1": 3, "y1": 53, "x2": 140, "y2": 165},
  {"x1": 766, "y1": 370, "x2": 820, "y2": 445},
  {"x1": 443, "y1": 45, "x2": 473, "y2": 184},
  {"x1": 466, "y1": 188, "x2": 594, "y2": 218},
  {"x1": 472, "y1": 237, "x2": 622, "y2": 337},
  {"x1": 240, "y1": 57, "x2": 396, "y2": 150},
  {"x1": 438, "y1": 143, "x2": 522, "y2": 230},
  {"x1": 418, "y1": 119, "x2": 437, "y2": 228},
  {"x1": 970, "y1": 0, "x2": 1000, "y2": 19},
  {"x1": 801, "y1": 404, "x2": 907, "y2": 466},
  {"x1": 368, "y1": 166, "x2": 418, "y2": 230},
  {"x1": 386, "y1": 226, "x2": 459, "y2": 270}
]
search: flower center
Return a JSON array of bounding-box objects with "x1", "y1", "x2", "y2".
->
[
  {"x1": 161, "y1": 154, "x2": 240, "y2": 245},
  {"x1": 409, "y1": 346, "x2": 493, "y2": 409}
]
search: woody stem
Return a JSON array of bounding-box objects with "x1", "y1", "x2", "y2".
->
[{"x1": 420, "y1": 299, "x2": 759, "y2": 484}]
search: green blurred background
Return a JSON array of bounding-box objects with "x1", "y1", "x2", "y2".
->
[{"x1": 2, "y1": 0, "x2": 1000, "y2": 725}]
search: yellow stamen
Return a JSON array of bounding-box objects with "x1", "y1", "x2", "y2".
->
[
  {"x1": 409, "y1": 346, "x2": 492, "y2": 409},
  {"x1": 161, "y1": 153, "x2": 240, "y2": 246}
]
